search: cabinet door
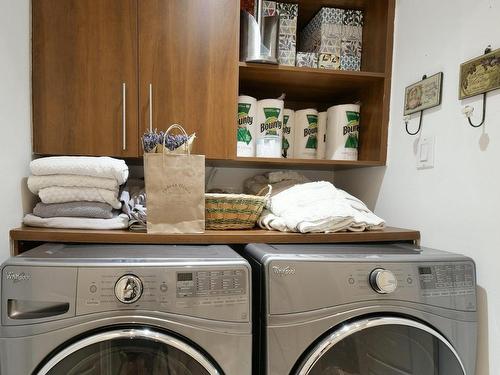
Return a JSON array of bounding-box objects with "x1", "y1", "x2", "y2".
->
[
  {"x1": 139, "y1": 0, "x2": 239, "y2": 159},
  {"x1": 33, "y1": 0, "x2": 139, "y2": 156}
]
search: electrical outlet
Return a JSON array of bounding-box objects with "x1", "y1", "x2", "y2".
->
[{"x1": 417, "y1": 136, "x2": 435, "y2": 169}]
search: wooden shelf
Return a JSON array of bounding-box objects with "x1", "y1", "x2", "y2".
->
[
  {"x1": 239, "y1": 62, "x2": 384, "y2": 104},
  {"x1": 11, "y1": 226, "x2": 420, "y2": 256},
  {"x1": 208, "y1": 157, "x2": 384, "y2": 170}
]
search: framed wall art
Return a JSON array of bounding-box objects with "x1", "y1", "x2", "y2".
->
[
  {"x1": 459, "y1": 47, "x2": 500, "y2": 99},
  {"x1": 404, "y1": 72, "x2": 443, "y2": 116}
]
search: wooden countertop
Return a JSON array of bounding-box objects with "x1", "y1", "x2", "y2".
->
[{"x1": 10, "y1": 226, "x2": 420, "y2": 255}]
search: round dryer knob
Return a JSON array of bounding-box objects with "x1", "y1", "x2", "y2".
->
[
  {"x1": 369, "y1": 268, "x2": 397, "y2": 294},
  {"x1": 115, "y1": 275, "x2": 143, "y2": 304}
]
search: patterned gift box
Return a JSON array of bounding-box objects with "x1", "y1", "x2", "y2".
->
[
  {"x1": 341, "y1": 10, "x2": 363, "y2": 71},
  {"x1": 318, "y1": 53, "x2": 340, "y2": 70},
  {"x1": 343, "y1": 10, "x2": 364, "y2": 26},
  {"x1": 262, "y1": 1, "x2": 277, "y2": 17},
  {"x1": 296, "y1": 52, "x2": 319, "y2": 68},
  {"x1": 300, "y1": 7, "x2": 344, "y2": 65},
  {"x1": 340, "y1": 40, "x2": 362, "y2": 71},
  {"x1": 277, "y1": 2, "x2": 298, "y2": 18},
  {"x1": 277, "y1": 3, "x2": 298, "y2": 66}
]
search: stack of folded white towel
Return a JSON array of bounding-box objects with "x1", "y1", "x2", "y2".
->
[
  {"x1": 23, "y1": 156, "x2": 130, "y2": 230},
  {"x1": 247, "y1": 173, "x2": 385, "y2": 233}
]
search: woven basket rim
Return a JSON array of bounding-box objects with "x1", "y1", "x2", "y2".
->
[{"x1": 205, "y1": 192, "x2": 267, "y2": 201}]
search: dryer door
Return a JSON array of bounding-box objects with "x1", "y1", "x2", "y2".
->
[
  {"x1": 36, "y1": 328, "x2": 221, "y2": 375},
  {"x1": 295, "y1": 317, "x2": 466, "y2": 375}
]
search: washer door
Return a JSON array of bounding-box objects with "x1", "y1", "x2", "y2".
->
[
  {"x1": 36, "y1": 328, "x2": 220, "y2": 375},
  {"x1": 295, "y1": 317, "x2": 466, "y2": 375}
]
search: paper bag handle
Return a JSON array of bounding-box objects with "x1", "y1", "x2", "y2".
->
[{"x1": 163, "y1": 124, "x2": 191, "y2": 156}]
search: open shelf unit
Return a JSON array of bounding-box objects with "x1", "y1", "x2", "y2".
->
[
  {"x1": 236, "y1": 0, "x2": 395, "y2": 168},
  {"x1": 10, "y1": 226, "x2": 420, "y2": 256}
]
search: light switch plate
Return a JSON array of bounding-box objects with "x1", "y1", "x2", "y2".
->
[{"x1": 417, "y1": 136, "x2": 435, "y2": 169}]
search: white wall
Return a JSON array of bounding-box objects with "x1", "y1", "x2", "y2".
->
[
  {"x1": 335, "y1": 1, "x2": 500, "y2": 373},
  {"x1": 0, "y1": 0, "x2": 33, "y2": 262}
]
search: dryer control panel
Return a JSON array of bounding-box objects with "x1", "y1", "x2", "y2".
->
[
  {"x1": 76, "y1": 266, "x2": 249, "y2": 322},
  {"x1": 268, "y1": 260, "x2": 476, "y2": 315},
  {"x1": 418, "y1": 263, "x2": 475, "y2": 297}
]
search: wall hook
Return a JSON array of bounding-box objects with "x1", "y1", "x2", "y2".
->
[
  {"x1": 404, "y1": 111, "x2": 424, "y2": 136},
  {"x1": 463, "y1": 92, "x2": 487, "y2": 128},
  {"x1": 461, "y1": 46, "x2": 492, "y2": 128},
  {"x1": 404, "y1": 74, "x2": 427, "y2": 136}
]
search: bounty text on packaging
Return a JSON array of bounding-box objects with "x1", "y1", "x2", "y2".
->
[
  {"x1": 256, "y1": 99, "x2": 284, "y2": 158},
  {"x1": 326, "y1": 104, "x2": 360, "y2": 160},
  {"x1": 237, "y1": 95, "x2": 258, "y2": 157}
]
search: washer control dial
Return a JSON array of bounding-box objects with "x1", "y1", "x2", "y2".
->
[
  {"x1": 370, "y1": 268, "x2": 397, "y2": 294},
  {"x1": 115, "y1": 275, "x2": 143, "y2": 304}
]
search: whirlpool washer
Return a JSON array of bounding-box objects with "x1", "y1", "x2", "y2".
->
[
  {"x1": 0, "y1": 243, "x2": 252, "y2": 374},
  {"x1": 245, "y1": 243, "x2": 477, "y2": 375}
]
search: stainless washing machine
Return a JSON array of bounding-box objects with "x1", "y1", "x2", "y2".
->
[
  {"x1": 245, "y1": 243, "x2": 477, "y2": 375},
  {"x1": 0, "y1": 243, "x2": 252, "y2": 374}
]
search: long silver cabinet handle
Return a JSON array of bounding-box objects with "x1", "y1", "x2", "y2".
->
[
  {"x1": 122, "y1": 82, "x2": 126, "y2": 151},
  {"x1": 149, "y1": 83, "x2": 153, "y2": 132}
]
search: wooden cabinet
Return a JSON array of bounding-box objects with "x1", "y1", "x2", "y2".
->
[
  {"x1": 32, "y1": 0, "x2": 139, "y2": 157},
  {"x1": 32, "y1": 0, "x2": 394, "y2": 168},
  {"x1": 33, "y1": 0, "x2": 239, "y2": 159},
  {"x1": 139, "y1": 0, "x2": 239, "y2": 159}
]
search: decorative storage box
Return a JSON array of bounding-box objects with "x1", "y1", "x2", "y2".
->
[
  {"x1": 277, "y1": 2, "x2": 298, "y2": 66},
  {"x1": 300, "y1": 7, "x2": 344, "y2": 69},
  {"x1": 318, "y1": 53, "x2": 340, "y2": 69},
  {"x1": 296, "y1": 52, "x2": 319, "y2": 68},
  {"x1": 300, "y1": 7, "x2": 364, "y2": 71},
  {"x1": 341, "y1": 10, "x2": 364, "y2": 71},
  {"x1": 262, "y1": 1, "x2": 277, "y2": 16}
]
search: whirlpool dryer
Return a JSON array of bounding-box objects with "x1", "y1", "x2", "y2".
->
[
  {"x1": 0, "y1": 244, "x2": 252, "y2": 375},
  {"x1": 245, "y1": 243, "x2": 477, "y2": 375}
]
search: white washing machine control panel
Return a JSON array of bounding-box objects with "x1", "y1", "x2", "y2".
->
[{"x1": 76, "y1": 266, "x2": 249, "y2": 322}]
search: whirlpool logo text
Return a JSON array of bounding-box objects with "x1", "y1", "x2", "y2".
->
[
  {"x1": 6, "y1": 272, "x2": 31, "y2": 283},
  {"x1": 272, "y1": 265, "x2": 296, "y2": 277}
]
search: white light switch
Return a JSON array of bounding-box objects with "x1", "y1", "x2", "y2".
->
[{"x1": 417, "y1": 136, "x2": 435, "y2": 169}]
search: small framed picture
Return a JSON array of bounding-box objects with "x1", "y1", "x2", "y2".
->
[
  {"x1": 404, "y1": 72, "x2": 443, "y2": 116},
  {"x1": 459, "y1": 47, "x2": 500, "y2": 99}
]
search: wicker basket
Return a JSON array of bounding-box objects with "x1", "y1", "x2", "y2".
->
[{"x1": 205, "y1": 187, "x2": 271, "y2": 230}]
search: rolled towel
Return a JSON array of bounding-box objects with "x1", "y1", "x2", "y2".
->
[
  {"x1": 30, "y1": 156, "x2": 129, "y2": 185},
  {"x1": 23, "y1": 213, "x2": 129, "y2": 230},
  {"x1": 33, "y1": 202, "x2": 114, "y2": 219},
  {"x1": 38, "y1": 186, "x2": 121, "y2": 209},
  {"x1": 28, "y1": 175, "x2": 119, "y2": 195}
]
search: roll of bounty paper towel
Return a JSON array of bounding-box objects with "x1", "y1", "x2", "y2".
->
[
  {"x1": 316, "y1": 111, "x2": 327, "y2": 159},
  {"x1": 256, "y1": 99, "x2": 284, "y2": 158},
  {"x1": 237, "y1": 95, "x2": 258, "y2": 157},
  {"x1": 281, "y1": 109, "x2": 295, "y2": 158},
  {"x1": 326, "y1": 104, "x2": 360, "y2": 161},
  {"x1": 294, "y1": 108, "x2": 318, "y2": 159}
]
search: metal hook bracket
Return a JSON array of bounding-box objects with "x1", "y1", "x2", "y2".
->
[
  {"x1": 405, "y1": 111, "x2": 424, "y2": 136},
  {"x1": 466, "y1": 92, "x2": 487, "y2": 128},
  {"x1": 463, "y1": 46, "x2": 492, "y2": 128},
  {"x1": 404, "y1": 74, "x2": 427, "y2": 136}
]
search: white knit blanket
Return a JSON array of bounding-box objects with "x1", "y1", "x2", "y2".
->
[
  {"x1": 30, "y1": 156, "x2": 129, "y2": 185},
  {"x1": 28, "y1": 175, "x2": 119, "y2": 195},
  {"x1": 258, "y1": 181, "x2": 385, "y2": 233},
  {"x1": 23, "y1": 213, "x2": 129, "y2": 230},
  {"x1": 38, "y1": 186, "x2": 122, "y2": 209}
]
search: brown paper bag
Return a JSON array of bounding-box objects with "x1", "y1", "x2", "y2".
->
[{"x1": 144, "y1": 125, "x2": 205, "y2": 233}]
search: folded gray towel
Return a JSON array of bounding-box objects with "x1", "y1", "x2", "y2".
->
[{"x1": 33, "y1": 202, "x2": 114, "y2": 219}]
